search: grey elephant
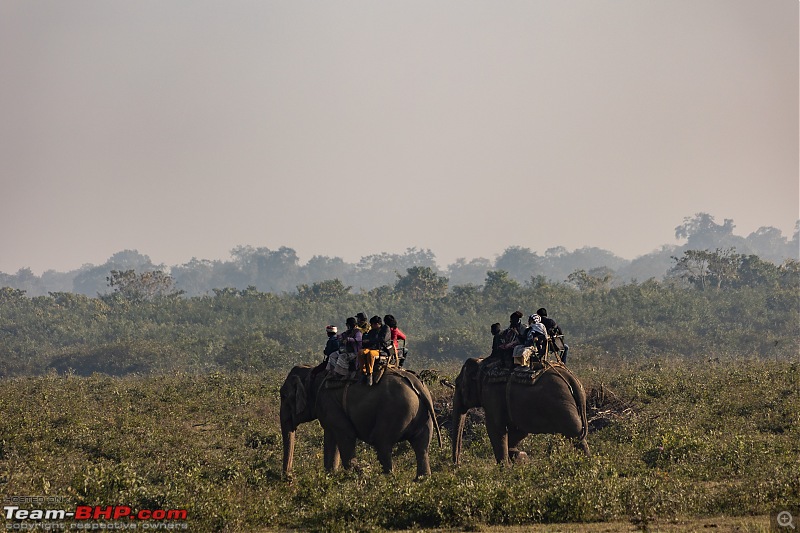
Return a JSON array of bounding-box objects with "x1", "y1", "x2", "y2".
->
[
  {"x1": 280, "y1": 365, "x2": 442, "y2": 480},
  {"x1": 452, "y1": 358, "x2": 589, "y2": 465}
]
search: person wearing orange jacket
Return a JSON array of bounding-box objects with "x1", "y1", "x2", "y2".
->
[{"x1": 359, "y1": 316, "x2": 392, "y2": 386}]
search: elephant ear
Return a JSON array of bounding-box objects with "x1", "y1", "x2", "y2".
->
[{"x1": 291, "y1": 375, "x2": 307, "y2": 415}]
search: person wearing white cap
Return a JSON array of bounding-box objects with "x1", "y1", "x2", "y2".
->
[{"x1": 323, "y1": 325, "x2": 340, "y2": 371}]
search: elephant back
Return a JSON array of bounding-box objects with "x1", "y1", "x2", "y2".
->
[
  {"x1": 510, "y1": 361, "x2": 571, "y2": 389},
  {"x1": 478, "y1": 360, "x2": 574, "y2": 389}
]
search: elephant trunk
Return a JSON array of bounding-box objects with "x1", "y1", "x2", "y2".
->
[
  {"x1": 280, "y1": 409, "x2": 296, "y2": 479},
  {"x1": 452, "y1": 389, "x2": 467, "y2": 465}
]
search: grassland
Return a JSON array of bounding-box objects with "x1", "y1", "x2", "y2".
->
[{"x1": 1, "y1": 356, "x2": 797, "y2": 532}]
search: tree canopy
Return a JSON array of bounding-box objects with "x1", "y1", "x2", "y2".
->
[
  {"x1": 1, "y1": 249, "x2": 796, "y2": 377},
  {"x1": 1, "y1": 214, "x2": 797, "y2": 298}
]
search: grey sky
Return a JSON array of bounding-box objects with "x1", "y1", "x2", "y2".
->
[{"x1": 1, "y1": 0, "x2": 797, "y2": 274}]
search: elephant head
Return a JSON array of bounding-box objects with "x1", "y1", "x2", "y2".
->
[
  {"x1": 279, "y1": 365, "x2": 315, "y2": 479},
  {"x1": 451, "y1": 358, "x2": 482, "y2": 465}
]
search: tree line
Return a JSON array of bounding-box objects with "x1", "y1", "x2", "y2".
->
[
  {"x1": 0, "y1": 244, "x2": 797, "y2": 377},
  {"x1": 2, "y1": 213, "x2": 798, "y2": 297}
]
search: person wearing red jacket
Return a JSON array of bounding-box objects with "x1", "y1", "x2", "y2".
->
[{"x1": 384, "y1": 314, "x2": 406, "y2": 367}]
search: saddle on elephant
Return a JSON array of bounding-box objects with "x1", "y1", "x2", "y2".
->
[
  {"x1": 479, "y1": 356, "x2": 568, "y2": 386},
  {"x1": 325, "y1": 359, "x2": 402, "y2": 388},
  {"x1": 374, "y1": 339, "x2": 406, "y2": 370}
]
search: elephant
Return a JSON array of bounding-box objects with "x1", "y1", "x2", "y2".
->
[
  {"x1": 280, "y1": 365, "x2": 441, "y2": 480},
  {"x1": 452, "y1": 358, "x2": 589, "y2": 465}
]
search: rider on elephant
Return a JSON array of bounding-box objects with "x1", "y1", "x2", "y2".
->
[
  {"x1": 384, "y1": 314, "x2": 407, "y2": 367},
  {"x1": 359, "y1": 315, "x2": 392, "y2": 386},
  {"x1": 536, "y1": 308, "x2": 562, "y2": 338},
  {"x1": 490, "y1": 323, "x2": 503, "y2": 351},
  {"x1": 333, "y1": 317, "x2": 361, "y2": 377},
  {"x1": 355, "y1": 312, "x2": 371, "y2": 335},
  {"x1": 495, "y1": 311, "x2": 526, "y2": 368},
  {"x1": 323, "y1": 325, "x2": 340, "y2": 372},
  {"x1": 524, "y1": 314, "x2": 548, "y2": 361},
  {"x1": 324, "y1": 325, "x2": 339, "y2": 357},
  {"x1": 536, "y1": 307, "x2": 569, "y2": 363}
]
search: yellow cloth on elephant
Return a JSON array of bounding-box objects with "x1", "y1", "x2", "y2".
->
[{"x1": 358, "y1": 348, "x2": 380, "y2": 374}]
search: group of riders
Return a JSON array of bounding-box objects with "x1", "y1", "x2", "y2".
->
[
  {"x1": 486, "y1": 307, "x2": 568, "y2": 370},
  {"x1": 322, "y1": 312, "x2": 407, "y2": 386},
  {"x1": 319, "y1": 307, "x2": 567, "y2": 386}
]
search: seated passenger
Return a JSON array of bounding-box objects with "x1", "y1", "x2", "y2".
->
[
  {"x1": 334, "y1": 317, "x2": 361, "y2": 377},
  {"x1": 491, "y1": 322, "x2": 503, "y2": 352},
  {"x1": 525, "y1": 314, "x2": 549, "y2": 360},
  {"x1": 358, "y1": 316, "x2": 391, "y2": 386},
  {"x1": 355, "y1": 312, "x2": 371, "y2": 335},
  {"x1": 323, "y1": 325, "x2": 340, "y2": 371},
  {"x1": 384, "y1": 314, "x2": 407, "y2": 367},
  {"x1": 536, "y1": 307, "x2": 568, "y2": 363},
  {"x1": 497, "y1": 311, "x2": 525, "y2": 368}
]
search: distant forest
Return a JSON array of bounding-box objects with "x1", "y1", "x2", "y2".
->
[{"x1": 3, "y1": 213, "x2": 798, "y2": 297}]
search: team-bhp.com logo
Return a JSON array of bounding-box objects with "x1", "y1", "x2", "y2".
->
[{"x1": 4, "y1": 505, "x2": 188, "y2": 530}]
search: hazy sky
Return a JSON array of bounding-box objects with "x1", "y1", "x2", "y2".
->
[{"x1": 1, "y1": 1, "x2": 797, "y2": 274}]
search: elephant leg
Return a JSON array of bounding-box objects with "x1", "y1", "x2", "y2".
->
[
  {"x1": 508, "y1": 428, "x2": 529, "y2": 463},
  {"x1": 375, "y1": 443, "x2": 394, "y2": 475},
  {"x1": 336, "y1": 432, "x2": 358, "y2": 470},
  {"x1": 410, "y1": 427, "x2": 432, "y2": 479},
  {"x1": 323, "y1": 429, "x2": 341, "y2": 471},
  {"x1": 485, "y1": 417, "x2": 509, "y2": 465}
]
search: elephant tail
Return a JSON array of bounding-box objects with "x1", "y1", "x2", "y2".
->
[
  {"x1": 570, "y1": 373, "x2": 589, "y2": 444},
  {"x1": 424, "y1": 386, "x2": 443, "y2": 448}
]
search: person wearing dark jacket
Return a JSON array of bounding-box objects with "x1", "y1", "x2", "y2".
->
[
  {"x1": 358, "y1": 316, "x2": 392, "y2": 386},
  {"x1": 323, "y1": 325, "x2": 341, "y2": 372},
  {"x1": 536, "y1": 307, "x2": 568, "y2": 363},
  {"x1": 490, "y1": 323, "x2": 503, "y2": 351},
  {"x1": 536, "y1": 308, "x2": 561, "y2": 337},
  {"x1": 480, "y1": 323, "x2": 505, "y2": 367},
  {"x1": 323, "y1": 325, "x2": 340, "y2": 358},
  {"x1": 497, "y1": 311, "x2": 525, "y2": 368}
]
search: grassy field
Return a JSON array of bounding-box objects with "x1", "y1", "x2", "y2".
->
[{"x1": 1, "y1": 357, "x2": 798, "y2": 532}]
